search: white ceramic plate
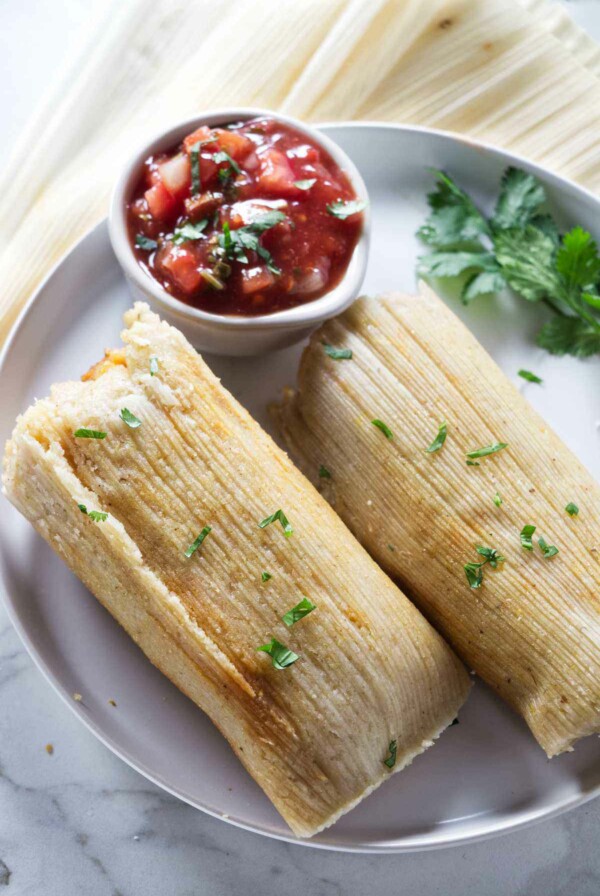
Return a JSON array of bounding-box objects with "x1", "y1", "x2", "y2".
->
[{"x1": 1, "y1": 124, "x2": 599, "y2": 853}]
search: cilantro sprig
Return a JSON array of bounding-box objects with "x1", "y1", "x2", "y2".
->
[{"x1": 417, "y1": 167, "x2": 600, "y2": 358}]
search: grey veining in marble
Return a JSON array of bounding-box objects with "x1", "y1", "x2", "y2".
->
[{"x1": 2, "y1": 1, "x2": 600, "y2": 894}]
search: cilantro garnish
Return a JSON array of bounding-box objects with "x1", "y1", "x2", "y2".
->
[
  {"x1": 323, "y1": 342, "x2": 352, "y2": 360},
  {"x1": 417, "y1": 167, "x2": 600, "y2": 358},
  {"x1": 493, "y1": 492, "x2": 503, "y2": 507},
  {"x1": 261, "y1": 571, "x2": 272, "y2": 582},
  {"x1": 259, "y1": 509, "x2": 293, "y2": 537},
  {"x1": 383, "y1": 739, "x2": 397, "y2": 769},
  {"x1": 257, "y1": 638, "x2": 299, "y2": 670},
  {"x1": 371, "y1": 419, "x2": 393, "y2": 439},
  {"x1": 565, "y1": 502, "x2": 579, "y2": 516},
  {"x1": 538, "y1": 536, "x2": 559, "y2": 558},
  {"x1": 74, "y1": 428, "x2": 107, "y2": 440},
  {"x1": 119, "y1": 408, "x2": 142, "y2": 429},
  {"x1": 212, "y1": 150, "x2": 241, "y2": 175},
  {"x1": 464, "y1": 544, "x2": 504, "y2": 588},
  {"x1": 318, "y1": 465, "x2": 331, "y2": 479},
  {"x1": 135, "y1": 234, "x2": 158, "y2": 251},
  {"x1": 78, "y1": 504, "x2": 108, "y2": 522},
  {"x1": 518, "y1": 369, "x2": 543, "y2": 384},
  {"x1": 218, "y1": 211, "x2": 285, "y2": 275},
  {"x1": 282, "y1": 597, "x2": 316, "y2": 627},
  {"x1": 327, "y1": 199, "x2": 367, "y2": 219},
  {"x1": 172, "y1": 219, "x2": 208, "y2": 245},
  {"x1": 520, "y1": 524, "x2": 536, "y2": 551},
  {"x1": 425, "y1": 421, "x2": 447, "y2": 453},
  {"x1": 294, "y1": 178, "x2": 316, "y2": 190},
  {"x1": 184, "y1": 525, "x2": 212, "y2": 558},
  {"x1": 466, "y1": 442, "x2": 507, "y2": 460}
]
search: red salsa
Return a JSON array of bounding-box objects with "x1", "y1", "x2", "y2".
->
[{"x1": 126, "y1": 116, "x2": 365, "y2": 316}]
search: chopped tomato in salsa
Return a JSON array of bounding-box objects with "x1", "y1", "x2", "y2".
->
[{"x1": 127, "y1": 117, "x2": 365, "y2": 316}]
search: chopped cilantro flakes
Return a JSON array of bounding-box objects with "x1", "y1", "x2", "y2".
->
[
  {"x1": 257, "y1": 638, "x2": 299, "y2": 670},
  {"x1": 259, "y1": 509, "x2": 293, "y2": 537},
  {"x1": 323, "y1": 342, "x2": 352, "y2": 360},
  {"x1": 426, "y1": 421, "x2": 447, "y2": 453},
  {"x1": 74, "y1": 428, "x2": 107, "y2": 440},
  {"x1": 184, "y1": 525, "x2": 212, "y2": 558},
  {"x1": 383, "y1": 739, "x2": 397, "y2": 769},
  {"x1": 282, "y1": 597, "x2": 315, "y2": 627},
  {"x1": 371, "y1": 419, "x2": 393, "y2": 440}
]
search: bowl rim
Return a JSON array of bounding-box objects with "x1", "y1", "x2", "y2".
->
[{"x1": 108, "y1": 106, "x2": 370, "y2": 331}]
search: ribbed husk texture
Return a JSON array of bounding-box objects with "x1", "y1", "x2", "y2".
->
[
  {"x1": 274, "y1": 284, "x2": 600, "y2": 757},
  {"x1": 2, "y1": 303, "x2": 471, "y2": 837}
]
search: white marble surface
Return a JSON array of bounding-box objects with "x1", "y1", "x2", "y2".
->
[{"x1": 1, "y1": 2, "x2": 600, "y2": 893}]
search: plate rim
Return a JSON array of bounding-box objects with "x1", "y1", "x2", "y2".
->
[{"x1": 1, "y1": 120, "x2": 599, "y2": 854}]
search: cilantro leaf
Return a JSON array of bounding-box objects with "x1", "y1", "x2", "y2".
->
[
  {"x1": 135, "y1": 234, "x2": 158, "y2": 251},
  {"x1": 259, "y1": 509, "x2": 293, "y2": 537},
  {"x1": 261, "y1": 571, "x2": 272, "y2": 582},
  {"x1": 518, "y1": 369, "x2": 542, "y2": 384},
  {"x1": 383, "y1": 739, "x2": 397, "y2": 769},
  {"x1": 417, "y1": 250, "x2": 499, "y2": 279},
  {"x1": 464, "y1": 561, "x2": 484, "y2": 589},
  {"x1": 371, "y1": 419, "x2": 393, "y2": 439},
  {"x1": 520, "y1": 524, "x2": 536, "y2": 551},
  {"x1": 537, "y1": 316, "x2": 600, "y2": 358},
  {"x1": 172, "y1": 219, "x2": 208, "y2": 245},
  {"x1": 74, "y1": 428, "x2": 107, "y2": 440},
  {"x1": 184, "y1": 525, "x2": 212, "y2": 558},
  {"x1": 119, "y1": 408, "x2": 142, "y2": 429},
  {"x1": 538, "y1": 536, "x2": 559, "y2": 558},
  {"x1": 218, "y1": 211, "x2": 285, "y2": 275},
  {"x1": 212, "y1": 150, "x2": 241, "y2": 175},
  {"x1": 318, "y1": 465, "x2": 332, "y2": 479},
  {"x1": 555, "y1": 226, "x2": 600, "y2": 291},
  {"x1": 493, "y1": 226, "x2": 564, "y2": 305},
  {"x1": 282, "y1": 597, "x2": 316, "y2": 627},
  {"x1": 461, "y1": 269, "x2": 507, "y2": 304},
  {"x1": 294, "y1": 178, "x2": 316, "y2": 190},
  {"x1": 326, "y1": 199, "x2": 367, "y2": 219},
  {"x1": 565, "y1": 502, "x2": 579, "y2": 517},
  {"x1": 425, "y1": 421, "x2": 447, "y2": 453},
  {"x1": 466, "y1": 442, "x2": 507, "y2": 459},
  {"x1": 464, "y1": 544, "x2": 504, "y2": 588},
  {"x1": 257, "y1": 638, "x2": 299, "y2": 670},
  {"x1": 417, "y1": 169, "x2": 489, "y2": 248},
  {"x1": 78, "y1": 503, "x2": 108, "y2": 522},
  {"x1": 491, "y1": 167, "x2": 546, "y2": 230},
  {"x1": 493, "y1": 492, "x2": 503, "y2": 507},
  {"x1": 323, "y1": 342, "x2": 352, "y2": 360},
  {"x1": 475, "y1": 545, "x2": 505, "y2": 568}
]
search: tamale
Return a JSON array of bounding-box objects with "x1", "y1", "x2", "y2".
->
[
  {"x1": 274, "y1": 284, "x2": 600, "y2": 757},
  {"x1": 2, "y1": 302, "x2": 470, "y2": 838}
]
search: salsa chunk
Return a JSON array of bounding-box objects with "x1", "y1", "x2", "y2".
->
[{"x1": 127, "y1": 117, "x2": 365, "y2": 316}]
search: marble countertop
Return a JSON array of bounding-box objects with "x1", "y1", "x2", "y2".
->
[{"x1": 2, "y1": 2, "x2": 600, "y2": 893}]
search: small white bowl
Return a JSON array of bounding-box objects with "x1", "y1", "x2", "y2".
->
[{"x1": 108, "y1": 107, "x2": 370, "y2": 356}]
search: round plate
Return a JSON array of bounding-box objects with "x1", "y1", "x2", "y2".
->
[{"x1": 1, "y1": 124, "x2": 599, "y2": 853}]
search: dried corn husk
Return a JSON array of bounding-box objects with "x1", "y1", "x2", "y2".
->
[{"x1": 275, "y1": 284, "x2": 600, "y2": 757}]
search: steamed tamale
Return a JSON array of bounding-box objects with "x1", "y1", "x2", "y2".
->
[
  {"x1": 2, "y1": 302, "x2": 470, "y2": 838},
  {"x1": 275, "y1": 284, "x2": 600, "y2": 757}
]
